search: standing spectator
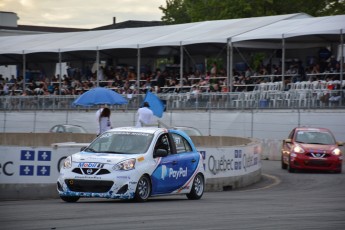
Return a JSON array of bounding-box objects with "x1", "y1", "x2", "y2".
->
[
  {"x1": 156, "y1": 70, "x2": 165, "y2": 88},
  {"x1": 98, "y1": 107, "x2": 112, "y2": 136},
  {"x1": 210, "y1": 62, "x2": 217, "y2": 77},
  {"x1": 136, "y1": 102, "x2": 154, "y2": 127},
  {"x1": 96, "y1": 104, "x2": 105, "y2": 123}
]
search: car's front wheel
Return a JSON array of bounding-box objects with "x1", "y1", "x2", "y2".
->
[
  {"x1": 134, "y1": 175, "x2": 151, "y2": 202},
  {"x1": 281, "y1": 155, "x2": 287, "y2": 169},
  {"x1": 186, "y1": 173, "x2": 204, "y2": 200},
  {"x1": 60, "y1": 196, "x2": 80, "y2": 203},
  {"x1": 288, "y1": 156, "x2": 295, "y2": 173}
]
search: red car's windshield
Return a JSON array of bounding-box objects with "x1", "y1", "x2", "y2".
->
[{"x1": 295, "y1": 131, "x2": 336, "y2": 145}]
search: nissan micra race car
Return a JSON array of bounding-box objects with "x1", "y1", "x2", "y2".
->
[{"x1": 57, "y1": 127, "x2": 205, "y2": 202}]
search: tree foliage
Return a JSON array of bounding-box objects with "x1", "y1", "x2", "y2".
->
[
  {"x1": 159, "y1": 0, "x2": 345, "y2": 24},
  {"x1": 159, "y1": 0, "x2": 191, "y2": 24}
]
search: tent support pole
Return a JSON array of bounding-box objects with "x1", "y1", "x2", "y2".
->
[
  {"x1": 340, "y1": 30, "x2": 343, "y2": 82},
  {"x1": 180, "y1": 43, "x2": 183, "y2": 87},
  {"x1": 96, "y1": 49, "x2": 100, "y2": 87},
  {"x1": 227, "y1": 39, "x2": 233, "y2": 92},
  {"x1": 183, "y1": 47, "x2": 197, "y2": 68},
  {"x1": 58, "y1": 51, "x2": 62, "y2": 95},
  {"x1": 137, "y1": 47, "x2": 141, "y2": 92},
  {"x1": 282, "y1": 35, "x2": 285, "y2": 91},
  {"x1": 340, "y1": 30, "x2": 343, "y2": 105},
  {"x1": 22, "y1": 52, "x2": 26, "y2": 92}
]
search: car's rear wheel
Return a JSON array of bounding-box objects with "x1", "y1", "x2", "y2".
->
[
  {"x1": 186, "y1": 173, "x2": 204, "y2": 200},
  {"x1": 134, "y1": 175, "x2": 151, "y2": 202},
  {"x1": 60, "y1": 196, "x2": 80, "y2": 202}
]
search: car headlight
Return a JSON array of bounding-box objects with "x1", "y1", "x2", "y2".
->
[
  {"x1": 332, "y1": 148, "x2": 342, "y2": 156},
  {"x1": 293, "y1": 145, "x2": 305, "y2": 153},
  {"x1": 113, "y1": 158, "x2": 136, "y2": 171},
  {"x1": 63, "y1": 156, "x2": 72, "y2": 169}
]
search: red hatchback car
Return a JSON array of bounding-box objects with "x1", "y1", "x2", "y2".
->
[{"x1": 281, "y1": 127, "x2": 343, "y2": 173}]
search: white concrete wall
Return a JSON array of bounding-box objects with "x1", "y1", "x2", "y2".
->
[{"x1": 1, "y1": 109, "x2": 344, "y2": 141}]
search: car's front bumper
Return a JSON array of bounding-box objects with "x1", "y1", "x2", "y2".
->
[
  {"x1": 57, "y1": 173, "x2": 138, "y2": 199},
  {"x1": 290, "y1": 153, "x2": 342, "y2": 172}
]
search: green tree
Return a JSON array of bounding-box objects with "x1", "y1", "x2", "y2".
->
[
  {"x1": 159, "y1": 0, "x2": 191, "y2": 24},
  {"x1": 160, "y1": 0, "x2": 345, "y2": 24}
]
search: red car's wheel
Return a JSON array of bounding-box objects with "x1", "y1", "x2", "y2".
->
[
  {"x1": 281, "y1": 155, "x2": 287, "y2": 170},
  {"x1": 288, "y1": 156, "x2": 295, "y2": 173}
]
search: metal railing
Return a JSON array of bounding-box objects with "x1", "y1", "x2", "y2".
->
[{"x1": 0, "y1": 90, "x2": 344, "y2": 111}]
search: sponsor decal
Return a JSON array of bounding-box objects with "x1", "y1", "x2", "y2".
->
[
  {"x1": 19, "y1": 149, "x2": 52, "y2": 177},
  {"x1": 207, "y1": 149, "x2": 259, "y2": 175},
  {"x1": 0, "y1": 161, "x2": 14, "y2": 176},
  {"x1": 199, "y1": 151, "x2": 206, "y2": 160},
  {"x1": 78, "y1": 163, "x2": 104, "y2": 168},
  {"x1": 161, "y1": 165, "x2": 188, "y2": 180},
  {"x1": 117, "y1": 176, "x2": 130, "y2": 179},
  {"x1": 137, "y1": 156, "x2": 145, "y2": 162},
  {"x1": 75, "y1": 175, "x2": 102, "y2": 180},
  {"x1": 116, "y1": 132, "x2": 150, "y2": 136}
]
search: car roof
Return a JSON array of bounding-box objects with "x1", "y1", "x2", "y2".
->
[
  {"x1": 295, "y1": 127, "x2": 331, "y2": 132},
  {"x1": 110, "y1": 126, "x2": 168, "y2": 135},
  {"x1": 60, "y1": 124, "x2": 84, "y2": 127},
  {"x1": 172, "y1": 126, "x2": 202, "y2": 136}
]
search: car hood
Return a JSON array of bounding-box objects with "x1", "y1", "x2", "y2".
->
[
  {"x1": 72, "y1": 152, "x2": 133, "y2": 164},
  {"x1": 299, "y1": 143, "x2": 337, "y2": 152}
]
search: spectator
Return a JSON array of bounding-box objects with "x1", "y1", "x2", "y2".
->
[
  {"x1": 210, "y1": 62, "x2": 217, "y2": 77},
  {"x1": 136, "y1": 102, "x2": 154, "y2": 127},
  {"x1": 98, "y1": 107, "x2": 112, "y2": 136}
]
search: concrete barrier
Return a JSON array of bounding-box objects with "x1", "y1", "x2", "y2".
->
[{"x1": 0, "y1": 133, "x2": 262, "y2": 200}]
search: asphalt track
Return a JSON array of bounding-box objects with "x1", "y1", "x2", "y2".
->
[{"x1": 1, "y1": 160, "x2": 344, "y2": 230}]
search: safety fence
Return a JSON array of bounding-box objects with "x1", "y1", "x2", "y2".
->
[{"x1": 0, "y1": 89, "x2": 344, "y2": 111}]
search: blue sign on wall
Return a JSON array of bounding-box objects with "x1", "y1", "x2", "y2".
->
[
  {"x1": 37, "y1": 166, "x2": 50, "y2": 176},
  {"x1": 38, "y1": 151, "x2": 51, "y2": 161},
  {"x1": 20, "y1": 150, "x2": 35, "y2": 161},
  {"x1": 20, "y1": 165, "x2": 34, "y2": 176}
]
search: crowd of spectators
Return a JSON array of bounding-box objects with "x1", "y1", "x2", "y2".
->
[{"x1": 0, "y1": 55, "x2": 344, "y2": 97}]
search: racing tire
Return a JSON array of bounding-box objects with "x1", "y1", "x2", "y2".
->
[
  {"x1": 186, "y1": 173, "x2": 204, "y2": 200},
  {"x1": 60, "y1": 196, "x2": 80, "y2": 203},
  {"x1": 288, "y1": 156, "x2": 295, "y2": 173},
  {"x1": 134, "y1": 175, "x2": 151, "y2": 202},
  {"x1": 281, "y1": 155, "x2": 287, "y2": 170},
  {"x1": 334, "y1": 167, "x2": 342, "y2": 174}
]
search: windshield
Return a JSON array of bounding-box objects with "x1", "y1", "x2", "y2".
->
[
  {"x1": 295, "y1": 131, "x2": 336, "y2": 145},
  {"x1": 85, "y1": 131, "x2": 154, "y2": 154}
]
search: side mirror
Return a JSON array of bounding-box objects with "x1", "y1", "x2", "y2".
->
[
  {"x1": 284, "y1": 138, "x2": 292, "y2": 144},
  {"x1": 154, "y1": 149, "x2": 168, "y2": 158},
  {"x1": 80, "y1": 146, "x2": 87, "y2": 151},
  {"x1": 336, "y1": 141, "x2": 343, "y2": 146}
]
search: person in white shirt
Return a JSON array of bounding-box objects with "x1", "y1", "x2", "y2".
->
[
  {"x1": 136, "y1": 102, "x2": 154, "y2": 127},
  {"x1": 98, "y1": 107, "x2": 112, "y2": 136},
  {"x1": 95, "y1": 105, "x2": 105, "y2": 134}
]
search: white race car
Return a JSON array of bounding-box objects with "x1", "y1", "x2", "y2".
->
[{"x1": 57, "y1": 127, "x2": 205, "y2": 202}]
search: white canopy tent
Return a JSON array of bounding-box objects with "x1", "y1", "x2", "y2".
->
[
  {"x1": 0, "y1": 13, "x2": 309, "y2": 54},
  {"x1": 231, "y1": 15, "x2": 345, "y2": 90},
  {"x1": 0, "y1": 13, "x2": 344, "y2": 92}
]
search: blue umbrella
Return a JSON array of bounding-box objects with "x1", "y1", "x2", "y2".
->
[{"x1": 72, "y1": 87, "x2": 128, "y2": 106}]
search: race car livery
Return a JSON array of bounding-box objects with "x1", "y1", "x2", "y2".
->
[{"x1": 57, "y1": 127, "x2": 205, "y2": 202}]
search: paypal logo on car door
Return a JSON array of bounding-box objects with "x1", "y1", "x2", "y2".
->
[{"x1": 151, "y1": 152, "x2": 199, "y2": 195}]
